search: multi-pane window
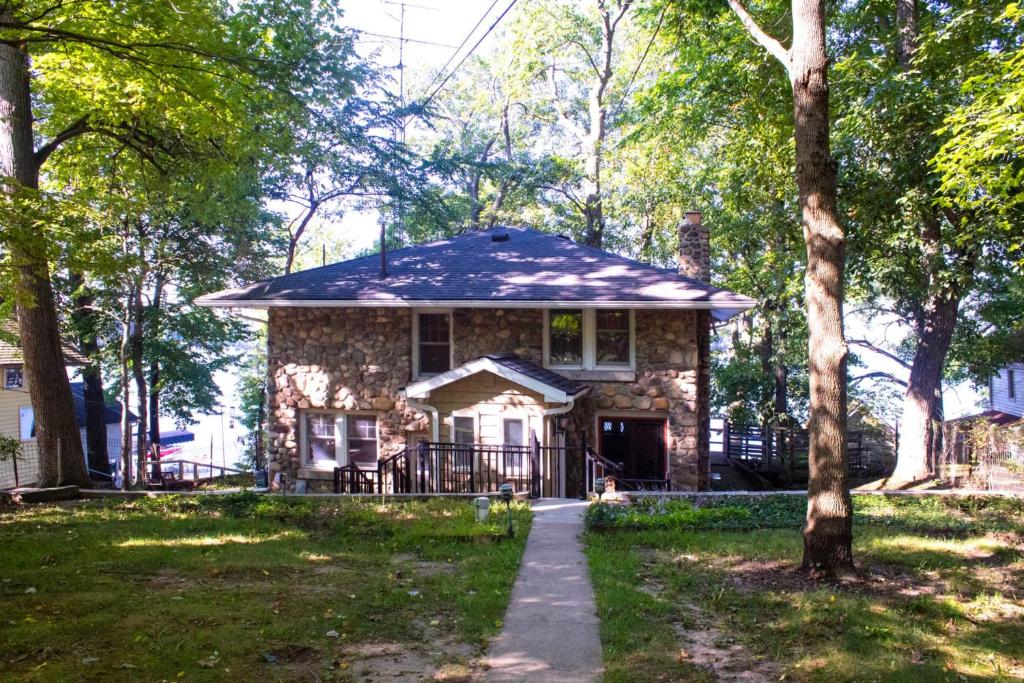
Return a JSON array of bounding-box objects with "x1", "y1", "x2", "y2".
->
[
  {"x1": 548, "y1": 310, "x2": 583, "y2": 366},
  {"x1": 417, "y1": 313, "x2": 451, "y2": 375},
  {"x1": 347, "y1": 416, "x2": 379, "y2": 467},
  {"x1": 4, "y1": 368, "x2": 23, "y2": 390},
  {"x1": 595, "y1": 311, "x2": 630, "y2": 366},
  {"x1": 303, "y1": 412, "x2": 378, "y2": 469},
  {"x1": 546, "y1": 309, "x2": 633, "y2": 369}
]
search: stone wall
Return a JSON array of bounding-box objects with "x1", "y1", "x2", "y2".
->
[
  {"x1": 265, "y1": 305, "x2": 709, "y2": 492},
  {"x1": 567, "y1": 309, "x2": 707, "y2": 492},
  {"x1": 452, "y1": 308, "x2": 543, "y2": 364},
  {"x1": 266, "y1": 307, "x2": 421, "y2": 491}
]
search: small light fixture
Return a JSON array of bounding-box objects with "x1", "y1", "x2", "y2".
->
[{"x1": 499, "y1": 483, "x2": 515, "y2": 537}]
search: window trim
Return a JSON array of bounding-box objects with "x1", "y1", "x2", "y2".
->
[
  {"x1": 543, "y1": 309, "x2": 635, "y2": 371},
  {"x1": 501, "y1": 415, "x2": 527, "y2": 475},
  {"x1": 411, "y1": 307, "x2": 454, "y2": 380},
  {"x1": 298, "y1": 410, "x2": 379, "y2": 471},
  {"x1": 449, "y1": 412, "x2": 478, "y2": 445}
]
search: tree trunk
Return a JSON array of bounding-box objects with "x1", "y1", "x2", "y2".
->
[
  {"x1": 70, "y1": 273, "x2": 110, "y2": 480},
  {"x1": 0, "y1": 35, "x2": 88, "y2": 487},
  {"x1": 759, "y1": 318, "x2": 775, "y2": 429},
  {"x1": 129, "y1": 280, "x2": 148, "y2": 490},
  {"x1": 148, "y1": 273, "x2": 165, "y2": 449},
  {"x1": 889, "y1": 291, "x2": 959, "y2": 485},
  {"x1": 118, "y1": 297, "x2": 133, "y2": 489},
  {"x1": 790, "y1": 0, "x2": 854, "y2": 574}
]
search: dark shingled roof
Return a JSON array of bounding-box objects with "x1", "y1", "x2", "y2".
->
[
  {"x1": 484, "y1": 355, "x2": 587, "y2": 397},
  {"x1": 69, "y1": 382, "x2": 135, "y2": 427},
  {"x1": 196, "y1": 227, "x2": 754, "y2": 318}
]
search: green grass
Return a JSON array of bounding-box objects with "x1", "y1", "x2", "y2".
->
[
  {"x1": 585, "y1": 495, "x2": 1024, "y2": 682},
  {"x1": 0, "y1": 493, "x2": 531, "y2": 681}
]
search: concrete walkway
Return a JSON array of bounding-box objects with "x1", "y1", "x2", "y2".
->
[{"x1": 485, "y1": 498, "x2": 603, "y2": 682}]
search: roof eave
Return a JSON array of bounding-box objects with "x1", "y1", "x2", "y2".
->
[{"x1": 195, "y1": 296, "x2": 757, "y2": 312}]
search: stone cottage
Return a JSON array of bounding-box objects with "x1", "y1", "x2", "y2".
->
[{"x1": 197, "y1": 215, "x2": 755, "y2": 495}]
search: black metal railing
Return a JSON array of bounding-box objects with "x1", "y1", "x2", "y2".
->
[{"x1": 334, "y1": 441, "x2": 550, "y2": 496}]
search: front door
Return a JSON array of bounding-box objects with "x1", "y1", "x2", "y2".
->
[{"x1": 600, "y1": 418, "x2": 666, "y2": 482}]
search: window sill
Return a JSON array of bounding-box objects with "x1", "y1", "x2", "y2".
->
[{"x1": 553, "y1": 369, "x2": 636, "y2": 382}]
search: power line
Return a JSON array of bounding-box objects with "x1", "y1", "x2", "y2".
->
[
  {"x1": 422, "y1": 0, "x2": 502, "y2": 95},
  {"x1": 420, "y1": 0, "x2": 520, "y2": 109}
]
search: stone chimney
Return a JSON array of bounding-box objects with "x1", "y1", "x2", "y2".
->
[{"x1": 678, "y1": 210, "x2": 710, "y2": 282}]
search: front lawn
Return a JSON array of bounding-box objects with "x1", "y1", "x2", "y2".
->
[
  {"x1": 585, "y1": 494, "x2": 1024, "y2": 682},
  {"x1": 0, "y1": 493, "x2": 531, "y2": 681}
]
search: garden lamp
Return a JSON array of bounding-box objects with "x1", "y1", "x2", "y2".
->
[
  {"x1": 594, "y1": 477, "x2": 606, "y2": 499},
  {"x1": 499, "y1": 483, "x2": 515, "y2": 537}
]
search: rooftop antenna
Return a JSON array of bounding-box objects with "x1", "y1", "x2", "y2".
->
[{"x1": 380, "y1": 1, "x2": 436, "y2": 276}]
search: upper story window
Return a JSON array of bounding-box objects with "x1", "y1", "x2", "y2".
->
[
  {"x1": 414, "y1": 310, "x2": 452, "y2": 378},
  {"x1": 548, "y1": 310, "x2": 583, "y2": 366},
  {"x1": 301, "y1": 411, "x2": 378, "y2": 470},
  {"x1": 544, "y1": 309, "x2": 634, "y2": 370},
  {"x1": 4, "y1": 367, "x2": 23, "y2": 390}
]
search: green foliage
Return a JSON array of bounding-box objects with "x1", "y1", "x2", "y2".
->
[
  {"x1": 0, "y1": 435, "x2": 20, "y2": 462},
  {"x1": 586, "y1": 496, "x2": 1024, "y2": 681},
  {"x1": 585, "y1": 493, "x2": 1024, "y2": 533}
]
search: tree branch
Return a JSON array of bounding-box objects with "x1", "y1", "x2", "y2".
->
[
  {"x1": 848, "y1": 339, "x2": 912, "y2": 370},
  {"x1": 850, "y1": 372, "x2": 908, "y2": 388},
  {"x1": 725, "y1": 0, "x2": 791, "y2": 69},
  {"x1": 34, "y1": 115, "x2": 90, "y2": 166}
]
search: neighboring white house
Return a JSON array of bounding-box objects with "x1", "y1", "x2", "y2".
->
[
  {"x1": 990, "y1": 362, "x2": 1024, "y2": 417},
  {"x1": 0, "y1": 320, "x2": 134, "y2": 488}
]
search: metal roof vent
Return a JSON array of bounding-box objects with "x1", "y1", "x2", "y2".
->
[{"x1": 491, "y1": 231, "x2": 510, "y2": 242}]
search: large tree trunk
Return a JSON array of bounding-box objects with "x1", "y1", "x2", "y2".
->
[
  {"x1": 889, "y1": 283, "x2": 961, "y2": 485},
  {"x1": 0, "y1": 36, "x2": 88, "y2": 487},
  {"x1": 790, "y1": 0, "x2": 853, "y2": 574},
  {"x1": 70, "y1": 273, "x2": 110, "y2": 480},
  {"x1": 129, "y1": 281, "x2": 148, "y2": 490},
  {"x1": 118, "y1": 300, "x2": 133, "y2": 489},
  {"x1": 148, "y1": 273, "x2": 165, "y2": 449}
]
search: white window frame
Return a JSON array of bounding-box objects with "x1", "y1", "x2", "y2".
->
[
  {"x1": 4, "y1": 367, "x2": 23, "y2": 390},
  {"x1": 502, "y1": 415, "x2": 527, "y2": 475},
  {"x1": 543, "y1": 309, "x2": 635, "y2": 371},
  {"x1": 298, "y1": 410, "x2": 379, "y2": 471},
  {"x1": 449, "y1": 411, "x2": 478, "y2": 444},
  {"x1": 449, "y1": 411, "x2": 478, "y2": 472},
  {"x1": 411, "y1": 307, "x2": 454, "y2": 380}
]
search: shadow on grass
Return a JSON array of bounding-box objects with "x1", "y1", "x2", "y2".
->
[{"x1": 0, "y1": 497, "x2": 532, "y2": 682}]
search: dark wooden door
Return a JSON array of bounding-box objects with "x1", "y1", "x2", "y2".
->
[{"x1": 600, "y1": 419, "x2": 666, "y2": 480}]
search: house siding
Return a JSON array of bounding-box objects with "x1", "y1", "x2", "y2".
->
[
  {"x1": 991, "y1": 363, "x2": 1024, "y2": 416},
  {"x1": 266, "y1": 306, "x2": 709, "y2": 492}
]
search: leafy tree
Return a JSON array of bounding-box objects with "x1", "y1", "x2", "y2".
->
[
  {"x1": 835, "y1": 0, "x2": 1024, "y2": 485},
  {"x1": 0, "y1": 0, "x2": 377, "y2": 486}
]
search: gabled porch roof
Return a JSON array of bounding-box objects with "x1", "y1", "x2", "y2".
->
[{"x1": 400, "y1": 355, "x2": 589, "y2": 404}]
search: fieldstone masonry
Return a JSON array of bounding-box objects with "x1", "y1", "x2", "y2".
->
[{"x1": 266, "y1": 305, "x2": 710, "y2": 492}]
